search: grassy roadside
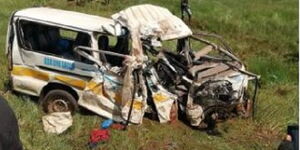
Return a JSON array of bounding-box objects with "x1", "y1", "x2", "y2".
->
[{"x1": 0, "y1": 0, "x2": 298, "y2": 149}]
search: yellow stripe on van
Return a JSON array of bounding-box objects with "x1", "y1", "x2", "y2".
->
[
  {"x1": 86, "y1": 81, "x2": 98, "y2": 90},
  {"x1": 126, "y1": 100, "x2": 143, "y2": 110},
  {"x1": 12, "y1": 66, "x2": 49, "y2": 81},
  {"x1": 114, "y1": 93, "x2": 122, "y2": 105},
  {"x1": 153, "y1": 92, "x2": 169, "y2": 103},
  {"x1": 54, "y1": 75, "x2": 86, "y2": 90},
  {"x1": 12, "y1": 66, "x2": 87, "y2": 90},
  {"x1": 86, "y1": 81, "x2": 103, "y2": 95}
]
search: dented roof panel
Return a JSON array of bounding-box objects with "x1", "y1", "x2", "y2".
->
[
  {"x1": 15, "y1": 7, "x2": 114, "y2": 32},
  {"x1": 112, "y1": 4, "x2": 192, "y2": 40}
]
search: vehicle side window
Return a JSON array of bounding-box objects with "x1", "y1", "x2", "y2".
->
[
  {"x1": 97, "y1": 35, "x2": 129, "y2": 67},
  {"x1": 18, "y1": 20, "x2": 92, "y2": 64}
]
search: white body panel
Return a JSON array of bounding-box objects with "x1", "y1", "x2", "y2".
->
[{"x1": 15, "y1": 7, "x2": 114, "y2": 32}]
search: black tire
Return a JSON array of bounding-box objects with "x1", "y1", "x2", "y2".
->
[{"x1": 40, "y1": 89, "x2": 78, "y2": 114}]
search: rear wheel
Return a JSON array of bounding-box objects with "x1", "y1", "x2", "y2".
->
[{"x1": 40, "y1": 89, "x2": 78, "y2": 114}]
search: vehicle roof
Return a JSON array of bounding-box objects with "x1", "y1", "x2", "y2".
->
[
  {"x1": 112, "y1": 4, "x2": 192, "y2": 41},
  {"x1": 14, "y1": 7, "x2": 114, "y2": 32}
]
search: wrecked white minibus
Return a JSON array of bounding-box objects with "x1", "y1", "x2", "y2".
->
[{"x1": 6, "y1": 4, "x2": 259, "y2": 128}]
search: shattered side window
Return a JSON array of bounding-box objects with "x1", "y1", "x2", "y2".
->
[
  {"x1": 97, "y1": 34, "x2": 130, "y2": 67},
  {"x1": 18, "y1": 20, "x2": 93, "y2": 64}
]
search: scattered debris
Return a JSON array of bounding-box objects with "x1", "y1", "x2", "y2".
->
[
  {"x1": 88, "y1": 128, "x2": 110, "y2": 149},
  {"x1": 101, "y1": 119, "x2": 113, "y2": 129},
  {"x1": 42, "y1": 112, "x2": 72, "y2": 134},
  {"x1": 111, "y1": 123, "x2": 126, "y2": 130}
]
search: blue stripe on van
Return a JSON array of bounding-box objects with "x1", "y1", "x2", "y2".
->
[{"x1": 44, "y1": 57, "x2": 75, "y2": 70}]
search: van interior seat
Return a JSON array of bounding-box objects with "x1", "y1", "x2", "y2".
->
[{"x1": 47, "y1": 27, "x2": 60, "y2": 51}]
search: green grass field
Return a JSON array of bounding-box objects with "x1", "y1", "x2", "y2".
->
[{"x1": 0, "y1": 0, "x2": 298, "y2": 149}]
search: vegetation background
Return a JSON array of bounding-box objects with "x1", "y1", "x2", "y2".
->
[{"x1": 0, "y1": 0, "x2": 298, "y2": 149}]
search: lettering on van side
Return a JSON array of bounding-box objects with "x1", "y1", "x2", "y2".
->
[{"x1": 44, "y1": 57, "x2": 75, "y2": 70}]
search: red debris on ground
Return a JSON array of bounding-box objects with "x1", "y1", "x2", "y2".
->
[
  {"x1": 90, "y1": 129, "x2": 110, "y2": 143},
  {"x1": 111, "y1": 123, "x2": 126, "y2": 130}
]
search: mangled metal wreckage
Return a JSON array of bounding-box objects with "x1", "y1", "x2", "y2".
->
[
  {"x1": 77, "y1": 5, "x2": 259, "y2": 127},
  {"x1": 8, "y1": 5, "x2": 259, "y2": 129}
]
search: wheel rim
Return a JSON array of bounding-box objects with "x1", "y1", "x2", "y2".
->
[{"x1": 49, "y1": 99, "x2": 70, "y2": 112}]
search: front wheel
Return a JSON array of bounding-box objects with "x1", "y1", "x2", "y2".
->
[{"x1": 40, "y1": 89, "x2": 78, "y2": 114}]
